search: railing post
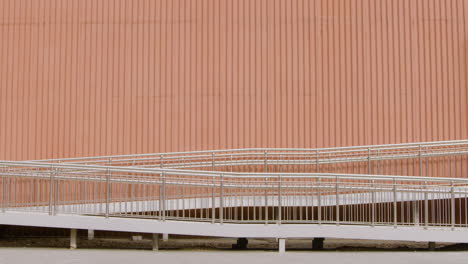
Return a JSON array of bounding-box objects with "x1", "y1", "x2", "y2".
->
[
  {"x1": 368, "y1": 148, "x2": 372, "y2": 174},
  {"x1": 259, "y1": 151, "x2": 267, "y2": 222},
  {"x1": 162, "y1": 172, "x2": 166, "y2": 221},
  {"x1": 212, "y1": 174, "x2": 215, "y2": 224},
  {"x1": 316, "y1": 150, "x2": 319, "y2": 172},
  {"x1": 0, "y1": 167, "x2": 2, "y2": 213},
  {"x1": 7, "y1": 167, "x2": 11, "y2": 211},
  {"x1": 413, "y1": 201, "x2": 420, "y2": 227},
  {"x1": 54, "y1": 168, "x2": 59, "y2": 215},
  {"x1": 393, "y1": 178, "x2": 397, "y2": 228},
  {"x1": 424, "y1": 181, "x2": 429, "y2": 229},
  {"x1": 48, "y1": 166, "x2": 54, "y2": 216},
  {"x1": 426, "y1": 146, "x2": 429, "y2": 177},
  {"x1": 318, "y1": 177, "x2": 322, "y2": 225},
  {"x1": 212, "y1": 152, "x2": 215, "y2": 171},
  {"x1": 158, "y1": 174, "x2": 162, "y2": 220},
  {"x1": 1, "y1": 166, "x2": 7, "y2": 212},
  {"x1": 105, "y1": 168, "x2": 111, "y2": 218},
  {"x1": 265, "y1": 177, "x2": 268, "y2": 225},
  {"x1": 160, "y1": 154, "x2": 164, "y2": 168},
  {"x1": 371, "y1": 180, "x2": 375, "y2": 226},
  {"x1": 220, "y1": 173, "x2": 224, "y2": 224},
  {"x1": 377, "y1": 150, "x2": 381, "y2": 174},
  {"x1": 316, "y1": 153, "x2": 321, "y2": 223},
  {"x1": 451, "y1": 181, "x2": 455, "y2": 230},
  {"x1": 182, "y1": 179, "x2": 186, "y2": 219},
  {"x1": 419, "y1": 145, "x2": 423, "y2": 176},
  {"x1": 335, "y1": 176, "x2": 339, "y2": 225},
  {"x1": 277, "y1": 174, "x2": 281, "y2": 225}
]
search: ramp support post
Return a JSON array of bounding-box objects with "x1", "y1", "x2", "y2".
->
[
  {"x1": 278, "y1": 238, "x2": 286, "y2": 253},
  {"x1": 312, "y1": 237, "x2": 325, "y2": 250},
  {"x1": 152, "y1": 234, "x2": 160, "y2": 251},
  {"x1": 232, "y1": 238, "x2": 248, "y2": 249},
  {"x1": 70, "y1": 229, "x2": 77, "y2": 249}
]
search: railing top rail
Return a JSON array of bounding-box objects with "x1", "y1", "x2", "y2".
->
[
  {"x1": 49, "y1": 148, "x2": 467, "y2": 166},
  {"x1": 1, "y1": 160, "x2": 468, "y2": 184},
  {"x1": 27, "y1": 139, "x2": 468, "y2": 163}
]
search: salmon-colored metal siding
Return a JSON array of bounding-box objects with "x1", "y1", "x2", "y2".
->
[{"x1": 0, "y1": 0, "x2": 467, "y2": 160}]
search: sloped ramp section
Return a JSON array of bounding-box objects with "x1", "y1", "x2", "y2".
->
[
  {"x1": 0, "y1": 140, "x2": 467, "y2": 250},
  {"x1": 2, "y1": 211, "x2": 468, "y2": 244}
]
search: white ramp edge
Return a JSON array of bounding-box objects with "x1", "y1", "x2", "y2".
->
[{"x1": 1, "y1": 211, "x2": 468, "y2": 243}]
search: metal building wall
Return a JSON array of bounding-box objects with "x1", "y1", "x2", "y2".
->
[{"x1": 0, "y1": 0, "x2": 467, "y2": 160}]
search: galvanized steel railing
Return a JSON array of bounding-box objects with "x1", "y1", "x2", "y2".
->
[
  {"x1": 37, "y1": 140, "x2": 468, "y2": 177},
  {"x1": 0, "y1": 140, "x2": 467, "y2": 229}
]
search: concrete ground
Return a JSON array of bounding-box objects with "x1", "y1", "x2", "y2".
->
[
  {"x1": 1, "y1": 237, "x2": 468, "y2": 264},
  {"x1": 0, "y1": 237, "x2": 457, "y2": 250},
  {"x1": 1, "y1": 248, "x2": 468, "y2": 264}
]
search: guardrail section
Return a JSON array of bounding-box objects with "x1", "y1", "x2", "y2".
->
[
  {"x1": 0, "y1": 140, "x2": 466, "y2": 231},
  {"x1": 38, "y1": 140, "x2": 468, "y2": 178},
  {"x1": 1, "y1": 163, "x2": 468, "y2": 229}
]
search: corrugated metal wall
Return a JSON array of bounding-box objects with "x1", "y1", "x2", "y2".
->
[{"x1": 0, "y1": 0, "x2": 467, "y2": 160}]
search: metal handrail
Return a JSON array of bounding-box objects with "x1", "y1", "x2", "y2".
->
[
  {"x1": 1, "y1": 140, "x2": 467, "y2": 229},
  {"x1": 30, "y1": 139, "x2": 468, "y2": 163},
  {"x1": 2, "y1": 166, "x2": 467, "y2": 227},
  {"x1": 12, "y1": 141, "x2": 465, "y2": 183},
  {"x1": 1, "y1": 159, "x2": 468, "y2": 183}
]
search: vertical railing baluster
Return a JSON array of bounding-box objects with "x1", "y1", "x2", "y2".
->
[
  {"x1": 162, "y1": 172, "x2": 166, "y2": 221},
  {"x1": 317, "y1": 151, "x2": 321, "y2": 224},
  {"x1": 264, "y1": 151, "x2": 268, "y2": 225},
  {"x1": 311, "y1": 174, "x2": 314, "y2": 222},
  {"x1": 316, "y1": 150, "x2": 319, "y2": 172},
  {"x1": 368, "y1": 148, "x2": 371, "y2": 174},
  {"x1": 371, "y1": 179, "x2": 375, "y2": 226},
  {"x1": 336, "y1": 176, "x2": 339, "y2": 225},
  {"x1": 230, "y1": 154, "x2": 233, "y2": 172},
  {"x1": 265, "y1": 177, "x2": 268, "y2": 225},
  {"x1": 48, "y1": 166, "x2": 54, "y2": 216},
  {"x1": 1, "y1": 166, "x2": 6, "y2": 212},
  {"x1": 425, "y1": 147, "x2": 429, "y2": 177},
  {"x1": 54, "y1": 168, "x2": 58, "y2": 215},
  {"x1": 105, "y1": 168, "x2": 111, "y2": 218},
  {"x1": 393, "y1": 178, "x2": 397, "y2": 228},
  {"x1": 377, "y1": 150, "x2": 381, "y2": 174},
  {"x1": 212, "y1": 152, "x2": 215, "y2": 171},
  {"x1": 277, "y1": 174, "x2": 281, "y2": 225},
  {"x1": 419, "y1": 145, "x2": 423, "y2": 176},
  {"x1": 451, "y1": 181, "x2": 455, "y2": 230},
  {"x1": 424, "y1": 180, "x2": 429, "y2": 229},
  {"x1": 318, "y1": 177, "x2": 322, "y2": 225},
  {"x1": 182, "y1": 178, "x2": 186, "y2": 219},
  {"x1": 220, "y1": 173, "x2": 224, "y2": 224},
  {"x1": 212, "y1": 174, "x2": 215, "y2": 224},
  {"x1": 8, "y1": 166, "x2": 11, "y2": 212}
]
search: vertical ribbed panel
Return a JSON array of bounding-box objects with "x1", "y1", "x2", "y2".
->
[{"x1": 0, "y1": 0, "x2": 467, "y2": 160}]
